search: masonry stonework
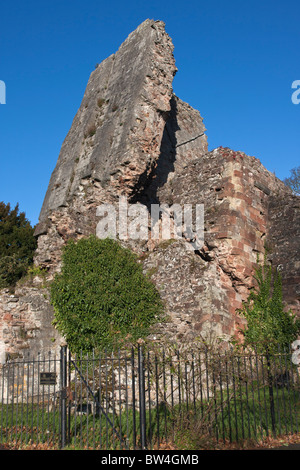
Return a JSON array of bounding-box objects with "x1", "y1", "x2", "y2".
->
[{"x1": 1, "y1": 19, "x2": 299, "y2": 360}]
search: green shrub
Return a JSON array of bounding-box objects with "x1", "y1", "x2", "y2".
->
[
  {"x1": 50, "y1": 236, "x2": 164, "y2": 353},
  {"x1": 238, "y1": 256, "x2": 300, "y2": 353}
]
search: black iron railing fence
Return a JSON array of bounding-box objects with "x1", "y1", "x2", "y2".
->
[{"x1": 0, "y1": 344, "x2": 299, "y2": 449}]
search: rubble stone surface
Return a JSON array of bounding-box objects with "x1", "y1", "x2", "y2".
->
[{"x1": 1, "y1": 20, "x2": 299, "y2": 359}]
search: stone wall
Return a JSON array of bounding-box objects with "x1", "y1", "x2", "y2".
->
[
  {"x1": 267, "y1": 193, "x2": 300, "y2": 316},
  {"x1": 0, "y1": 282, "x2": 63, "y2": 362},
  {"x1": 1, "y1": 19, "x2": 299, "y2": 360},
  {"x1": 141, "y1": 146, "x2": 297, "y2": 344}
]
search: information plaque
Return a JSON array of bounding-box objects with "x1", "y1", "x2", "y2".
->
[{"x1": 40, "y1": 372, "x2": 57, "y2": 385}]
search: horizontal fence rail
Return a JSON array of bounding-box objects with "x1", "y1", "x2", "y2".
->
[{"x1": 0, "y1": 345, "x2": 299, "y2": 449}]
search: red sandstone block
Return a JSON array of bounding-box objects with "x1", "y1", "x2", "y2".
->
[
  {"x1": 227, "y1": 289, "x2": 238, "y2": 300},
  {"x1": 224, "y1": 182, "x2": 236, "y2": 191},
  {"x1": 3, "y1": 313, "x2": 13, "y2": 321},
  {"x1": 231, "y1": 299, "x2": 242, "y2": 310},
  {"x1": 212, "y1": 314, "x2": 221, "y2": 323},
  {"x1": 239, "y1": 230, "x2": 256, "y2": 243},
  {"x1": 230, "y1": 248, "x2": 244, "y2": 256},
  {"x1": 235, "y1": 192, "x2": 253, "y2": 205},
  {"x1": 232, "y1": 240, "x2": 245, "y2": 251},
  {"x1": 199, "y1": 314, "x2": 212, "y2": 323},
  {"x1": 233, "y1": 170, "x2": 243, "y2": 178},
  {"x1": 216, "y1": 231, "x2": 230, "y2": 239}
]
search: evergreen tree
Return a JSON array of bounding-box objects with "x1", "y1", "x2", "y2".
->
[{"x1": 0, "y1": 202, "x2": 37, "y2": 288}]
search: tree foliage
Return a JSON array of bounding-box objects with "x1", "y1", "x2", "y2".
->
[
  {"x1": 238, "y1": 257, "x2": 300, "y2": 353},
  {"x1": 50, "y1": 236, "x2": 165, "y2": 353},
  {"x1": 0, "y1": 202, "x2": 37, "y2": 288},
  {"x1": 283, "y1": 166, "x2": 300, "y2": 194}
]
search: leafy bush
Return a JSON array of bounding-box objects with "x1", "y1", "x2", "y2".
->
[
  {"x1": 238, "y1": 256, "x2": 300, "y2": 353},
  {"x1": 50, "y1": 236, "x2": 165, "y2": 353}
]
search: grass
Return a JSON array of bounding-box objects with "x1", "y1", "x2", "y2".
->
[
  {"x1": 0, "y1": 402, "x2": 61, "y2": 448},
  {"x1": 0, "y1": 383, "x2": 298, "y2": 450},
  {"x1": 174, "y1": 385, "x2": 299, "y2": 449}
]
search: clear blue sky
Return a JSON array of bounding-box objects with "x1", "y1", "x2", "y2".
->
[{"x1": 1, "y1": 0, "x2": 299, "y2": 226}]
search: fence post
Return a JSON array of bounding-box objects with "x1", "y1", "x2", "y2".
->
[
  {"x1": 60, "y1": 345, "x2": 68, "y2": 449},
  {"x1": 138, "y1": 344, "x2": 147, "y2": 450}
]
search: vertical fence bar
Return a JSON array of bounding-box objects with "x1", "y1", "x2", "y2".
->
[
  {"x1": 60, "y1": 345, "x2": 67, "y2": 449},
  {"x1": 67, "y1": 349, "x2": 71, "y2": 447},
  {"x1": 111, "y1": 351, "x2": 115, "y2": 450},
  {"x1": 118, "y1": 349, "x2": 122, "y2": 450},
  {"x1": 30, "y1": 353, "x2": 34, "y2": 444},
  {"x1": 40, "y1": 353, "x2": 45, "y2": 444},
  {"x1": 278, "y1": 348, "x2": 288, "y2": 434},
  {"x1": 248, "y1": 352, "x2": 256, "y2": 440},
  {"x1": 192, "y1": 353, "x2": 196, "y2": 415},
  {"x1": 14, "y1": 360, "x2": 19, "y2": 444},
  {"x1": 289, "y1": 346, "x2": 299, "y2": 434},
  {"x1": 147, "y1": 351, "x2": 152, "y2": 449},
  {"x1": 243, "y1": 354, "x2": 251, "y2": 440},
  {"x1": 170, "y1": 354, "x2": 175, "y2": 441},
  {"x1": 0, "y1": 365, "x2": 3, "y2": 443},
  {"x1": 37, "y1": 353, "x2": 41, "y2": 445},
  {"x1": 265, "y1": 352, "x2": 276, "y2": 436},
  {"x1": 257, "y1": 351, "x2": 265, "y2": 440},
  {"x1": 237, "y1": 355, "x2": 244, "y2": 441},
  {"x1": 274, "y1": 348, "x2": 282, "y2": 437},
  {"x1": 185, "y1": 358, "x2": 189, "y2": 417},
  {"x1": 25, "y1": 354, "x2": 30, "y2": 445},
  {"x1": 231, "y1": 353, "x2": 238, "y2": 441},
  {"x1": 84, "y1": 352, "x2": 88, "y2": 449},
  {"x1": 131, "y1": 348, "x2": 136, "y2": 450},
  {"x1": 124, "y1": 351, "x2": 129, "y2": 450},
  {"x1": 155, "y1": 352, "x2": 160, "y2": 447},
  {"x1": 3, "y1": 362, "x2": 9, "y2": 443},
  {"x1": 177, "y1": 350, "x2": 182, "y2": 423},
  {"x1": 98, "y1": 350, "x2": 102, "y2": 449},
  {"x1": 138, "y1": 345, "x2": 146, "y2": 450},
  {"x1": 283, "y1": 348, "x2": 293, "y2": 433},
  {"x1": 50, "y1": 351, "x2": 54, "y2": 446},
  {"x1": 205, "y1": 348, "x2": 211, "y2": 433},
  {"x1": 10, "y1": 359, "x2": 15, "y2": 443},
  {"x1": 218, "y1": 353, "x2": 225, "y2": 444},
  {"x1": 212, "y1": 358, "x2": 218, "y2": 441},
  {"x1": 105, "y1": 348, "x2": 108, "y2": 449},
  {"x1": 199, "y1": 351, "x2": 204, "y2": 421},
  {"x1": 225, "y1": 353, "x2": 232, "y2": 443},
  {"x1": 20, "y1": 355, "x2": 25, "y2": 445},
  {"x1": 91, "y1": 350, "x2": 95, "y2": 450},
  {"x1": 163, "y1": 349, "x2": 167, "y2": 439},
  {"x1": 260, "y1": 354, "x2": 269, "y2": 437}
]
